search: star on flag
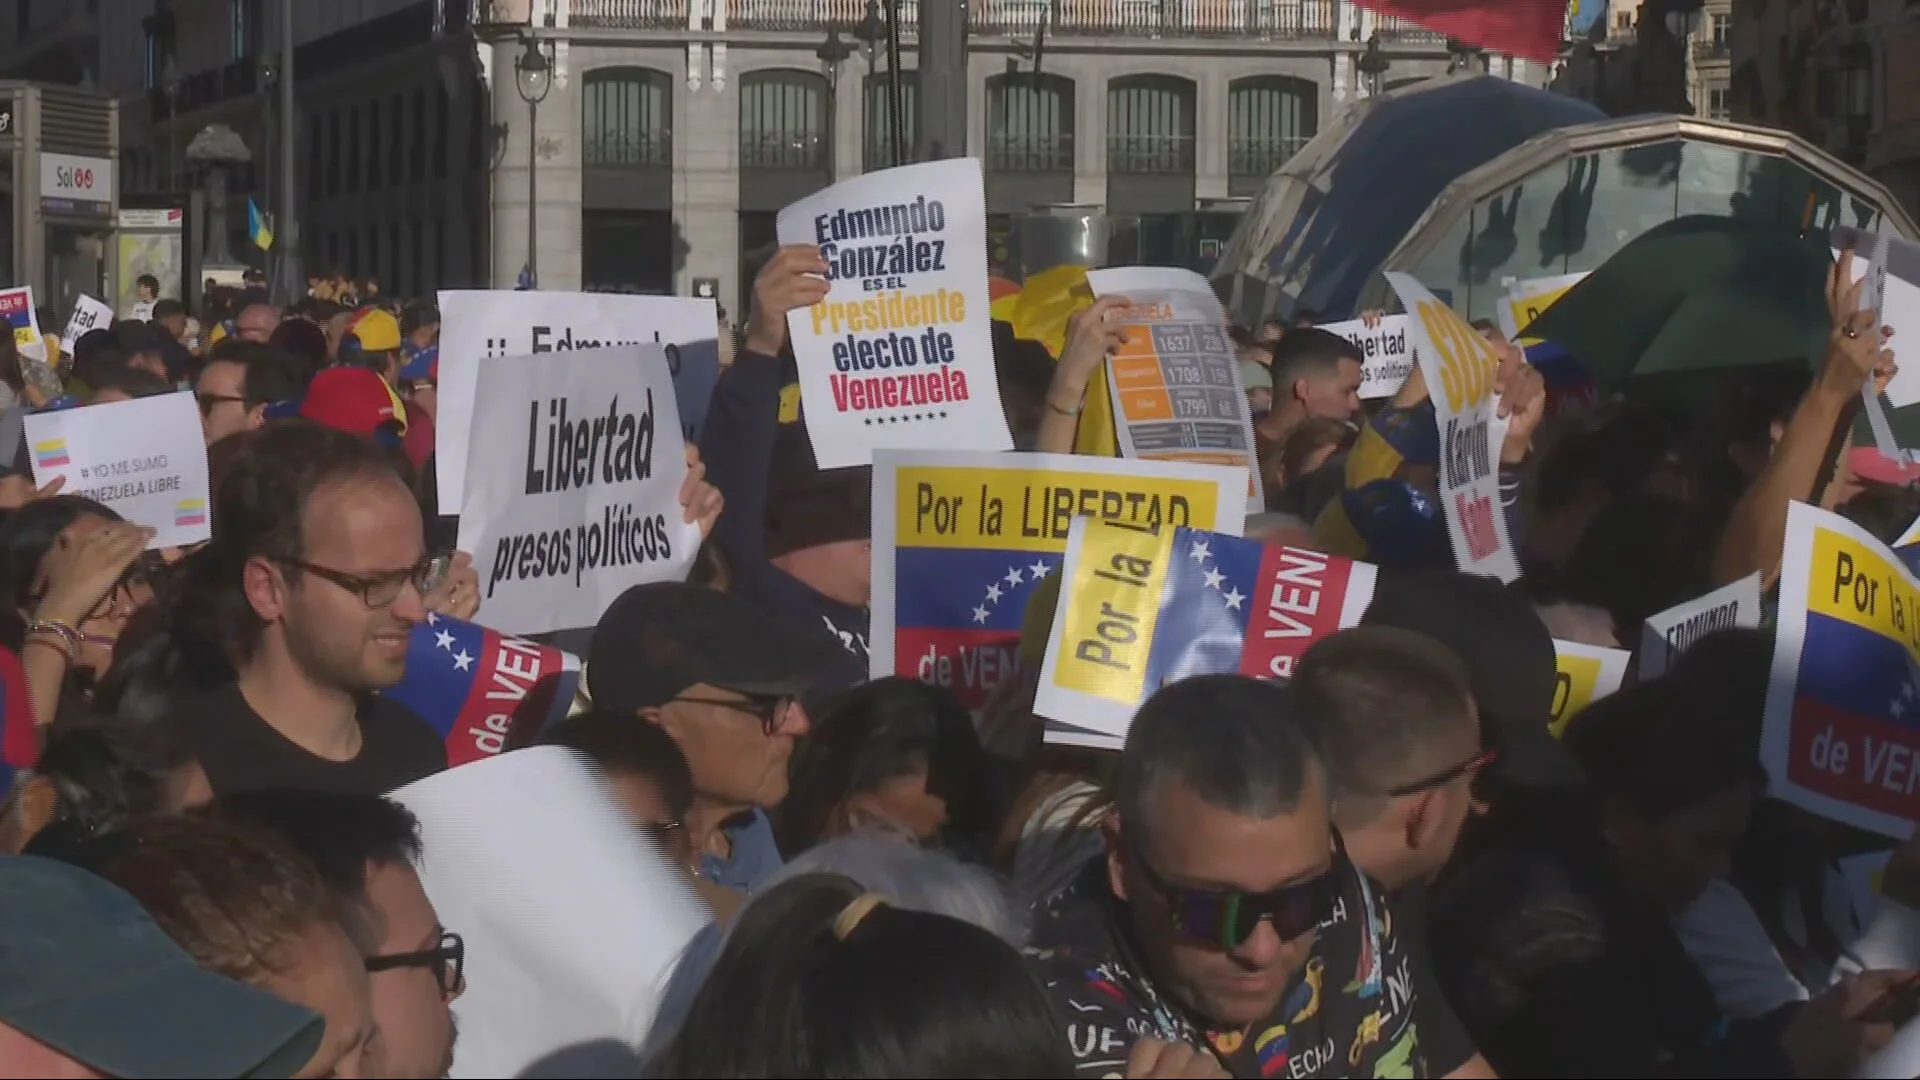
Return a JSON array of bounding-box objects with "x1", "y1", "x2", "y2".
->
[
  {"x1": 1189, "y1": 539, "x2": 1246, "y2": 611},
  {"x1": 970, "y1": 559, "x2": 1057, "y2": 624}
]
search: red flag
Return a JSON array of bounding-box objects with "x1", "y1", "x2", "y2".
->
[{"x1": 1355, "y1": 0, "x2": 1567, "y2": 62}]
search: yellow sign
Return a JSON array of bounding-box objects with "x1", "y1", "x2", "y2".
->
[
  {"x1": 1414, "y1": 298, "x2": 1498, "y2": 413},
  {"x1": 1548, "y1": 639, "x2": 1632, "y2": 736},
  {"x1": 1806, "y1": 526, "x2": 1920, "y2": 661},
  {"x1": 1049, "y1": 520, "x2": 1176, "y2": 707},
  {"x1": 1502, "y1": 273, "x2": 1586, "y2": 346},
  {"x1": 891, "y1": 463, "x2": 1221, "y2": 553}
]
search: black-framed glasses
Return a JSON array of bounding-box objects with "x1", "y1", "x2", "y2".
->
[
  {"x1": 1129, "y1": 838, "x2": 1341, "y2": 950},
  {"x1": 195, "y1": 392, "x2": 245, "y2": 415},
  {"x1": 366, "y1": 929, "x2": 464, "y2": 996},
  {"x1": 672, "y1": 693, "x2": 794, "y2": 736},
  {"x1": 269, "y1": 551, "x2": 451, "y2": 608},
  {"x1": 1386, "y1": 748, "x2": 1499, "y2": 798}
]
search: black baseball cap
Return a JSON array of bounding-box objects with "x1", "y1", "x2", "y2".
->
[
  {"x1": 0, "y1": 854, "x2": 324, "y2": 1078},
  {"x1": 1361, "y1": 567, "x2": 1583, "y2": 789},
  {"x1": 587, "y1": 582, "x2": 849, "y2": 711}
]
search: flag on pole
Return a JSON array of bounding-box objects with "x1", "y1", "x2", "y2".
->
[
  {"x1": 1352, "y1": 0, "x2": 1567, "y2": 62},
  {"x1": 247, "y1": 198, "x2": 275, "y2": 250}
]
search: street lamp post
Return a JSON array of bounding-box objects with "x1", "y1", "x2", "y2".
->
[
  {"x1": 816, "y1": 27, "x2": 853, "y2": 92},
  {"x1": 1358, "y1": 34, "x2": 1391, "y2": 97},
  {"x1": 514, "y1": 35, "x2": 553, "y2": 289}
]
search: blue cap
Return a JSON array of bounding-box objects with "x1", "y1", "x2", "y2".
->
[
  {"x1": 398, "y1": 343, "x2": 437, "y2": 383},
  {"x1": 0, "y1": 855, "x2": 324, "y2": 1078}
]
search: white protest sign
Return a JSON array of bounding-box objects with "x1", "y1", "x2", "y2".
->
[
  {"x1": 1639, "y1": 573, "x2": 1763, "y2": 679},
  {"x1": 1086, "y1": 266, "x2": 1264, "y2": 512},
  {"x1": 1497, "y1": 272, "x2": 1587, "y2": 344},
  {"x1": 24, "y1": 392, "x2": 210, "y2": 548},
  {"x1": 1318, "y1": 314, "x2": 1420, "y2": 400},
  {"x1": 456, "y1": 344, "x2": 699, "y2": 636},
  {"x1": 776, "y1": 158, "x2": 1011, "y2": 469},
  {"x1": 1837, "y1": 227, "x2": 1920, "y2": 409},
  {"x1": 1384, "y1": 272, "x2": 1521, "y2": 582},
  {"x1": 434, "y1": 291, "x2": 722, "y2": 514},
  {"x1": 60, "y1": 293, "x2": 114, "y2": 355}
]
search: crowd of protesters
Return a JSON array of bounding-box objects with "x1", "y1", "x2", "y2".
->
[{"x1": 0, "y1": 233, "x2": 1919, "y2": 1080}]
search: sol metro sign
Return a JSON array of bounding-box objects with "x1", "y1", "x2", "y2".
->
[{"x1": 40, "y1": 151, "x2": 114, "y2": 217}]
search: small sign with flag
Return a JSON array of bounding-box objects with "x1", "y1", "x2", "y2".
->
[
  {"x1": 381, "y1": 612, "x2": 581, "y2": 767},
  {"x1": 247, "y1": 198, "x2": 274, "y2": 251}
]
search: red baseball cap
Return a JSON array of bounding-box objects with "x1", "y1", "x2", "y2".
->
[
  {"x1": 1849, "y1": 446, "x2": 1920, "y2": 487},
  {"x1": 299, "y1": 367, "x2": 407, "y2": 440}
]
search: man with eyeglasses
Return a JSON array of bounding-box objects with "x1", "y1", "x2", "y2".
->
[
  {"x1": 194, "y1": 341, "x2": 306, "y2": 445},
  {"x1": 171, "y1": 419, "x2": 450, "y2": 795},
  {"x1": 213, "y1": 790, "x2": 466, "y2": 1080},
  {"x1": 1028, "y1": 675, "x2": 1435, "y2": 1078},
  {"x1": 586, "y1": 581, "x2": 845, "y2": 892}
]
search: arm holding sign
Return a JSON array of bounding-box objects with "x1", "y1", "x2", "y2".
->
[
  {"x1": 1714, "y1": 252, "x2": 1894, "y2": 587},
  {"x1": 1036, "y1": 297, "x2": 1131, "y2": 454}
]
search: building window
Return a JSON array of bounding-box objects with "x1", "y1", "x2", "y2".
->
[
  {"x1": 1708, "y1": 87, "x2": 1730, "y2": 118},
  {"x1": 1227, "y1": 76, "x2": 1316, "y2": 188},
  {"x1": 389, "y1": 94, "x2": 405, "y2": 186},
  {"x1": 143, "y1": 28, "x2": 160, "y2": 90},
  {"x1": 307, "y1": 117, "x2": 323, "y2": 199},
  {"x1": 986, "y1": 73, "x2": 1074, "y2": 172},
  {"x1": 411, "y1": 90, "x2": 428, "y2": 182},
  {"x1": 1107, "y1": 75, "x2": 1196, "y2": 174},
  {"x1": 1711, "y1": 13, "x2": 1729, "y2": 48},
  {"x1": 368, "y1": 104, "x2": 383, "y2": 191},
  {"x1": 1613, "y1": 9, "x2": 1633, "y2": 29},
  {"x1": 229, "y1": 0, "x2": 261, "y2": 62},
  {"x1": 864, "y1": 71, "x2": 918, "y2": 171},
  {"x1": 433, "y1": 88, "x2": 450, "y2": 179},
  {"x1": 739, "y1": 70, "x2": 832, "y2": 171},
  {"x1": 326, "y1": 111, "x2": 341, "y2": 196},
  {"x1": 582, "y1": 67, "x2": 673, "y2": 167}
]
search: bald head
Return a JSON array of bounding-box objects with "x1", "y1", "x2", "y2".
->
[{"x1": 235, "y1": 303, "x2": 279, "y2": 343}]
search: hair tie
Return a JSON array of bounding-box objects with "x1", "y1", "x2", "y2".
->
[{"x1": 832, "y1": 893, "x2": 887, "y2": 941}]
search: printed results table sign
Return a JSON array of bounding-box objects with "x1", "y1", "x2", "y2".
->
[
  {"x1": 1549, "y1": 640, "x2": 1631, "y2": 736},
  {"x1": 434, "y1": 291, "x2": 722, "y2": 514},
  {"x1": 778, "y1": 159, "x2": 1011, "y2": 469},
  {"x1": 456, "y1": 343, "x2": 699, "y2": 636},
  {"x1": 1085, "y1": 267, "x2": 1264, "y2": 510},
  {"x1": 1036, "y1": 521, "x2": 1376, "y2": 745},
  {"x1": 871, "y1": 449, "x2": 1246, "y2": 711},
  {"x1": 1385, "y1": 272, "x2": 1521, "y2": 583},
  {"x1": 1318, "y1": 314, "x2": 1419, "y2": 401},
  {"x1": 25, "y1": 392, "x2": 210, "y2": 548},
  {"x1": 1765, "y1": 502, "x2": 1920, "y2": 838}
]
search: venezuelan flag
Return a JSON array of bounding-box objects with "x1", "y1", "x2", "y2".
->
[
  {"x1": 173, "y1": 498, "x2": 207, "y2": 528},
  {"x1": 33, "y1": 439, "x2": 68, "y2": 469},
  {"x1": 247, "y1": 198, "x2": 274, "y2": 251}
]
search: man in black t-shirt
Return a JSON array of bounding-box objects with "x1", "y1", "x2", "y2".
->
[
  {"x1": 1028, "y1": 676, "x2": 1431, "y2": 1079},
  {"x1": 173, "y1": 421, "x2": 446, "y2": 795}
]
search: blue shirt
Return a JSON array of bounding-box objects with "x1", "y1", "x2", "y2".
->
[{"x1": 699, "y1": 807, "x2": 782, "y2": 893}]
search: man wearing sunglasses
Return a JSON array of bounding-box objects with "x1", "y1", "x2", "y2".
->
[
  {"x1": 1029, "y1": 675, "x2": 1434, "y2": 1078},
  {"x1": 587, "y1": 581, "x2": 846, "y2": 891},
  {"x1": 214, "y1": 790, "x2": 465, "y2": 1080},
  {"x1": 1292, "y1": 627, "x2": 1500, "y2": 1080}
]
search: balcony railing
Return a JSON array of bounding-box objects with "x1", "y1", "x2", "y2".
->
[
  {"x1": 1107, "y1": 133, "x2": 1196, "y2": 174},
  {"x1": 485, "y1": 0, "x2": 1461, "y2": 39},
  {"x1": 741, "y1": 131, "x2": 831, "y2": 170},
  {"x1": 1227, "y1": 134, "x2": 1309, "y2": 178},
  {"x1": 1693, "y1": 39, "x2": 1729, "y2": 60},
  {"x1": 987, "y1": 133, "x2": 1076, "y2": 171},
  {"x1": 584, "y1": 131, "x2": 673, "y2": 166}
]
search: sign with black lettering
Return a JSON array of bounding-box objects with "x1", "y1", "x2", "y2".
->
[
  {"x1": 23, "y1": 392, "x2": 210, "y2": 548},
  {"x1": 1639, "y1": 573, "x2": 1762, "y2": 679},
  {"x1": 456, "y1": 344, "x2": 699, "y2": 635}
]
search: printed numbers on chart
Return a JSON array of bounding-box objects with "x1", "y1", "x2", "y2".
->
[
  {"x1": 1168, "y1": 366, "x2": 1203, "y2": 385},
  {"x1": 1417, "y1": 299, "x2": 1494, "y2": 414},
  {"x1": 1176, "y1": 398, "x2": 1211, "y2": 419}
]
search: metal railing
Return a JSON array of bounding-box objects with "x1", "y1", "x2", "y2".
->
[
  {"x1": 584, "y1": 131, "x2": 674, "y2": 166},
  {"x1": 1227, "y1": 134, "x2": 1309, "y2": 177},
  {"x1": 1367, "y1": 12, "x2": 1447, "y2": 42},
  {"x1": 1107, "y1": 133, "x2": 1195, "y2": 173},
  {"x1": 740, "y1": 131, "x2": 832, "y2": 169},
  {"x1": 986, "y1": 133, "x2": 1076, "y2": 171}
]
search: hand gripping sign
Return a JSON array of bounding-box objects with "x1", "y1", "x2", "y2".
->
[
  {"x1": 1384, "y1": 272, "x2": 1521, "y2": 583},
  {"x1": 1034, "y1": 519, "x2": 1376, "y2": 744}
]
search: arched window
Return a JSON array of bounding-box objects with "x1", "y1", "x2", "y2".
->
[
  {"x1": 740, "y1": 69, "x2": 831, "y2": 171},
  {"x1": 864, "y1": 70, "x2": 918, "y2": 171},
  {"x1": 986, "y1": 72, "x2": 1074, "y2": 172},
  {"x1": 582, "y1": 67, "x2": 672, "y2": 168},
  {"x1": 1227, "y1": 76, "x2": 1317, "y2": 193},
  {"x1": 1106, "y1": 75, "x2": 1194, "y2": 174}
]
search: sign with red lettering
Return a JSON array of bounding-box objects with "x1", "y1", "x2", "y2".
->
[
  {"x1": 776, "y1": 158, "x2": 1012, "y2": 468},
  {"x1": 382, "y1": 612, "x2": 581, "y2": 767},
  {"x1": 1384, "y1": 272, "x2": 1520, "y2": 582}
]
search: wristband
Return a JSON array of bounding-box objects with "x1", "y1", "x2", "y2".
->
[
  {"x1": 26, "y1": 618, "x2": 80, "y2": 659},
  {"x1": 1046, "y1": 396, "x2": 1084, "y2": 418}
]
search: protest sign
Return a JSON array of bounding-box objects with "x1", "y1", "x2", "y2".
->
[
  {"x1": 1639, "y1": 573, "x2": 1763, "y2": 679},
  {"x1": 1085, "y1": 266, "x2": 1263, "y2": 510},
  {"x1": 456, "y1": 344, "x2": 698, "y2": 636},
  {"x1": 434, "y1": 291, "x2": 721, "y2": 513},
  {"x1": 1548, "y1": 640, "x2": 1631, "y2": 736},
  {"x1": 58, "y1": 293, "x2": 113, "y2": 355},
  {"x1": 1385, "y1": 272, "x2": 1521, "y2": 582},
  {"x1": 1764, "y1": 501, "x2": 1920, "y2": 837},
  {"x1": 1836, "y1": 227, "x2": 1920, "y2": 409},
  {"x1": 1035, "y1": 519, "x2": 1376, "y2": 743},
  {"x1": 1497, "y1": 272, "x2": 1586, "y2": 345},
  {"x1": 0, "y1": 286, "x2": 42, "y2": 358},
  {"x1": 395, "y1": 748, "x2": 706, "y2": 1079},
  {"x1": 872, "y1": 449, "x2": 1245, "y2": 710},
  {"x1": 1318, "y1": 314, "x2": 1419, "y2": 400},
  {"x1": 776, "y1": 158, "x2": 1010, "y2": 469},
  {"x1": 1900, "y1": 513, "x2": 1920, "y2": 550},
  {"x1": 24, "y1": 392, "x2": 209, "y2": 548},
  {"x1": 382, "y1": 611, "x2": 581, "y2": 767}
]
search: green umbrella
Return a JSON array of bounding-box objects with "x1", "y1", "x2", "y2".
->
[{"x1": 1521, "y1": 215, "x2": 1834, "y2": 391}]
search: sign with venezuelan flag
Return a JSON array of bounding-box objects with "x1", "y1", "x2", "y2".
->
[
  {"x1": 1765, "y1": 501, "x2": 1920, "y2": 838},
  {"x1": 0, "y1": 285, "x2": 41, "y2": 356},
  {"x1": 23, "y1": 392, "x2": 210, "y2": 549},
  {"x1": 1035, "y1": 520, "x2": 1376, "y2": 744},
  {"x1": 871, "y1": 449, "x2": 1246, "y2": 711},
  {"x1": 1549, "y1": 639, "x2": 1631, "y2": 736},
  {"x1": 382, "y1": 611, "x2": 580, "y2": 767}
]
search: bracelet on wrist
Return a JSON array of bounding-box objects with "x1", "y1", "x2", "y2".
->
[
  {"x1": 1046, "y1": 396, "x2": 1084, "y2": 418},
  {"x1": 26, "y1": 618, "x2": 80, "y2": 659}
]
